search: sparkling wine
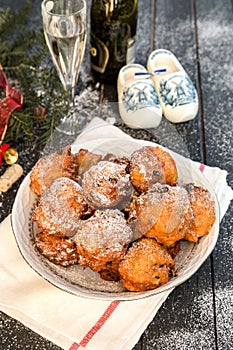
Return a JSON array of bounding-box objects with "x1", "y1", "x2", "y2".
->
[
  {"x1": 41, "y1": 0, "x2": 87, "y2": 135},
  {"x1": 44, "y1": 30, "x2": 86, "y2": 94},
  {"x1": 42, "y1": 0, "x2": 87, "y2": 98}
]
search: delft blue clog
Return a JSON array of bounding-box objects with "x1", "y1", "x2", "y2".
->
[
  {"x1": 117, "y1": 64, "x2": 162, "y2": 129},
  {"x1": 147, "y1": 49, "x2": 199, "y2": 123}
]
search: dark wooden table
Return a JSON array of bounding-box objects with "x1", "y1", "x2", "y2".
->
[{"x1": 0, "y1": 0, "x2": 232, "y2": 349}]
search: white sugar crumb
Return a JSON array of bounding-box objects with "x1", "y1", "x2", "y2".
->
[
  {"x1": 144, "y1": 290, "x2": 215, "y2": 349},
  {"x1": 73, "y1": 85, "x2": 101, "y2": 123},
  {"x1": 196, "y1": 6, "x2": 233, "y2": 172},
  {"x1": 82, "y1": 161, "x2": 132, "y2": 208},
  {"x1": 197, "y1": 7, "x2": 233, "y2": 90},
  {"x1": 215, "y1": 285, "x2": 233, "y2": 348},
  {"x1": 147, "y1": 328, "x2": 213, "y2": 349},
  {"x1": 143, "y1": 285, "x2": 233, "y2": 349}
]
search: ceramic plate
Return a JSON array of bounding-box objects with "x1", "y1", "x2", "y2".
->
[{"x1": 11, "y1": 138, "x2": 220, "y2": 300}]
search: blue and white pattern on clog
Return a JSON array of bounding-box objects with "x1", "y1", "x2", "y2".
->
[
  {"x1": 122, "y1": 81, "x2": 160, "y2": 112},
  {"x1": 159, "y1": 74, "x2": 197, "y2": 108}
]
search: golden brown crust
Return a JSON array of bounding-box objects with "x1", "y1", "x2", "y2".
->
[
  {"x1": 166, "y1": 241, "x2": 181, "y2": 259},
  {"x1": 35, "y1": 232, "x2": 79, "y2": 267},
  {"x1": 118, "y1": 238, "x2": 177, "y2": 292},
  {"x1": 82, "y1": 161, "x2": 133, "y2": 209},
  {"x1": 33, "y1": 177, "x2": 94, "y2": 237},
  {"x1": 30, "y1": 153, "x2": 62, "y2": 196},
  {"x1": 78, "y1": 254, "x2": 110, "y2": 272},
  {"x1": 103, "y1": 153, "x2": 130, "y2": 169},
  {"x1": 130, "y1": 183, "x2": 192, "y2": 246},
  {"x1": 30, "y1": 147, "x2": 101, "y2": 198},
  {"x1": 73, "y1": 209, "x2": 133, "y2": 271},
  {"x1": 184, "y1": 184, "x2": 216, "y2": 242},
  {"x1": 30, "y1": 145, "x2": 216, "y2": 292},
  {"x1": 61, "y1": 146, "x2": 80, "y2": 183},
  {"x1": 129, "y1": 146, "x2": 178, "y2": 193},
  {"x1": 76, "y1": 148, "x2": 102, "y2": 176},
  {"x1": 98, "y1": 260, "x2": 121, "y2": 281}
]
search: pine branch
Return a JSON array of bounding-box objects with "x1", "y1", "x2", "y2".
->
[{"x1": 0, "y1": 1, "x2": 71, "y2": 145}]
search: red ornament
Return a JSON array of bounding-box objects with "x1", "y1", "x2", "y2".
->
[
  {"x1": 0, "y1": 143, "x2": 10, "y2": 166},
  {"x1": 0, "y1": 65, "x2": 23, "y2": 144}
]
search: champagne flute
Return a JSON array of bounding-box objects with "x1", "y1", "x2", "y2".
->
[{"x1": 41, "y1": 0, "x2": 87, "y2": 135}]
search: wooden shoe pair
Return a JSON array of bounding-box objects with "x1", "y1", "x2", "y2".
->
[{"x1": 117, "y1": 49, "x2": 199, "y2": 128}]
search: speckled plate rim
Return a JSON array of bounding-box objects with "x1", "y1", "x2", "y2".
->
[{"x1": 11, "y1": 138, "x2": 220, "y2": 301}]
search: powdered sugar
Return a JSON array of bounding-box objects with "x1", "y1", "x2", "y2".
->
[
  {"x1": 82, "y1": 160, "x2": 132, "y2": 209},
  {"x1": 131, "y1": 146, "x2": 162, "y2": 183},
  {"x1": 30, "y1": 153, "x2": 62, "y2": 196},
  {"x1": 33, "y1": 177, "x2": 92, "y2": 237},
  {"x1": 215, "y1": 284, "x2": 233, "y2": 349},
  {"x1": 144, "y1": 284, "x2": 233, "y2": 350},
  {"x1": 74, "y1": 209, "x2": 133, "y2": 261}
]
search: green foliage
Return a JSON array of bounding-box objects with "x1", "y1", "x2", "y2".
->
[{"x1": 0, "y1": 0, "x2": 70, "y2": 145}]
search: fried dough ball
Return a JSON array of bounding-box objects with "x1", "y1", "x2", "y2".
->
[
  {"x1": 34, "y1": 232, "x2": 79, "y2": 267},
  {"x1": 82, "y1": 161, "x2": 133, "y2": 209},
  {"x1": 33, "y1": 177, "x2": 94, "y2": 238},
  {"x1": 98, "y1": 260, "x2": 121, "y2": 281},
  {"x1": 183, "y1": 184, "x2": 216, "y2": 242},
  {"x1": 129, "y1": 145, "x2": 178, "y2": 193},
  {"x1": 166, "y1": 241, "x2": 181, "y2": 259},
  {"x1": 73, "y1": 209, "x2": 133, "y2": 272},
  {"x1": 30, "y1": 153, "x2": 62, "y2": 196},
  {"x1": 61, "y1": 146, "x2": 80, "y2": 183},
  {"x1": 78, "y1": 254, "x2": 109, "y2": 273},
  {"x1": 103, "y1": 153, "x2": 130, "y2": 169},
  {"x1": 78, "y1": 256, "x2": 121, "y2": 281},
  {"x1": 76, "y1": 148, "x2": 102, "y2": 176},
  {"x1": 118, "y1": 238, "x2": 177, "y2": 292},
  {"x1": 61, "y1": 146, "x2": 102, "y2": 182},
  {"x1": 131, "y1": 183, "x2": 192, "y2": 246}
]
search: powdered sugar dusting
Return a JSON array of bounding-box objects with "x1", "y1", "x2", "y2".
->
[
  {"x1": 144, "y1": 288, "x2": 216, "y2": 349},
  {"x1": 196, "y1": 5, "x2": 233, "y2": 173},
  {"x1": 82, "y1": 161, "x2": 132, "y2": 209},
  {"x1": 33, "y1": 177, "x2": 92, "y2": 237},
  {"x1": 74, "y1": 209, "x2": 133, "y2": 261},
  {"x1": 144, "y1": 283, "x2": 233, "y2": 349},
  {"x1": 30, "y1": 153, "x2": 62, "y2": 196},
  {"x1": 215, "y1": 284, "x2": 233, "y2": 349}
]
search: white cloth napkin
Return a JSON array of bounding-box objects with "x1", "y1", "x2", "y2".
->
[{"x1": 0, "y1": 117, "x2": 232, "y2": 350}]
